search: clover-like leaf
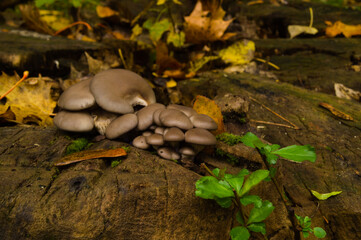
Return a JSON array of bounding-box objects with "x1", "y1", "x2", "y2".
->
[
  {"x1": 313, "y1": 227, "x2": 326, "y2": 238},
  {"x1": 230, "y1": 226, "x2": 250, "y2": 240},
  {"x1": 247, "y1": 222, "x2": 266, "y2": 235}
]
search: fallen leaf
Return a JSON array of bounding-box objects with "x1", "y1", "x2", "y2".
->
[
  {"x1": 39, "y1": 9, "x2": 72, "y2": 31},
  {"x1": 325, "y1": 21, "x2": 361, "y2": 38},
  {"x1": 0, "y1": 107, "x2": 16, "y2": 125},
  {"x1": 188, "y1": 55, "x2": 219, "y2": 75},
  {"x1": 96, "y1": 5, "x2": 119, "y2": 18},
  {"x1": 167, "y1": 30, "x2": 185, "y2": 47},
  {"x1": 288, "y1": 25, "x2": 318, "y2": 39},
  {"x1": 184, "y1": 0, "x2": 235, "y2": 44},
  {"x1": 311, "y1": 189, "x2": 342, "y2": 200},
  {"x1": 85, "y1": 52, "x2": 111, "y2": 75},
  {"x1": 166, "y1": 79, "x2": 177, "y2": 88},
  {"x1": 19, "y1": 4, "x2": 54, "y2": 35},
  {"x1": 319, "y1": 102, "x2": 353, "y2": 121},
  {"x1": 218, "y1": 40, "x2": 255, "y2": 65},
  {"x1": 334, "y1": 83, "x2": 361, "y2": 101},
  {"x1": 193, "y1": 95, "x2": 225, "y2": 134},
  {"x1": 0, "y1": 72, "x2": 57, "y2": 126},
  {"x1": 143, "y1": 18, "x2": 172, "y2": 43},
  {"x1": 54, "y1": 148, "x2": 127, "y2": 166},
  {"x1": 155, "y1": 41, "x2": 184, "y2": 76}
]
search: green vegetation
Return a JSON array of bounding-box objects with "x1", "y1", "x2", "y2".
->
[
  {"x1": 65, "y1": 138, "x2": 92, "y2": 155},
  {"x1": 111, "y1": 159, "x2": 121, "y2": 168},
  {"x1": 196, "y1": 132, "x2": 325, "y2": 239},
  {"x1": 295, "y1": 214, "x2": 327, "y2": 238},
  {"x1": 35, "y1": 0, "x2": 99, "y2": 9},
  {"x1": 216, "y1": 132, "x2": 243, "y2": 146}
]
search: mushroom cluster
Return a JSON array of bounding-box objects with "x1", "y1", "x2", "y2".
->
[{"x1": 54, "y1": 68, "x2": 217, "y2": 161}]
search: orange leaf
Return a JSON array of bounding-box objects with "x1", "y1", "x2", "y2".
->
[
  {"x1": 184, "y1": 0, "x2": 234, "y2": 44},
  {"x1": 325, "y1": 21, "x2": 361, "y2": 38},
  {"x1": 156, "y1": 41, "x2": 184, "y2": 76},
  {"x1": 193, "y1": 95, "x2": 225, "y2": 134},
  {"x1": 319, "y1": 102, "x2": 353, "y2": 121},
  {"x1": 96, "y1": 5, "x2": 119, "y2": 18},
  {"x1": 55, "y1": 148, "x2": 127, "y2": 166}
]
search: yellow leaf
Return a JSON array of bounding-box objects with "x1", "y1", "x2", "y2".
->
[
  {"x1": 184, "y1": 0, "x2": 234, "y2": 44},
  {"x1": 193, "y1": 95, "x2": 225, "y2": 135},
  {"x1": 0, "y1": 73, "x2": 56, "y2": 126},
  {"x1": 157, "y1": 0, "x2": 166, "y2": 5},
  {"x1": 55, "y1": 148, "x2": 127, "y2": 166},
  {"x1": 325, "y1": 21, "x2": 361, "y2": 38},
  {"x1": 130, "y1": 24, "x2": 142, "y2": 40},
  {"x1": 219, "y1": 40, "x2": 255, "y2": 65},
  {"x1": 96, "y1": 5, "x2": 119, "y2": 18},
  {"x1": 166, "y1": 79, "x2": 177, "y2": 88},
  {"x1": 39, "y1": 10, "x2": 72, "y2": 31}
]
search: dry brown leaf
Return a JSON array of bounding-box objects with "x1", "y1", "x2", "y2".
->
[
  {"x1": 184, "y1": 0, "x2": 235, "y2": 44},
  {"x1": 319, "y1": 102, "x2": 353, "y2": 121},
  {"x1": 54, "y1": 148, "x2": 127, "y2": 166},
  {"x1": 85, "y1": 52, "x2": 111, "y2": 75},
  {"x1": 334, "y1": 83, "x2": 361, "y2": 101},
  {"x1": 155, "y1": 41, "x2": 184, "y2": 76},
  {"x1": 325, "y1": 21, "x2": 361, "y2": 38},
  {"x1": 193, "y1": 95, "x2": 225, "y2": 134},
  {"x1": 19, "y1": 4, "x2": 54, "y2": 35},
  {"x1": 0, "y1": 73, "x2": 57, "y2": 126}
]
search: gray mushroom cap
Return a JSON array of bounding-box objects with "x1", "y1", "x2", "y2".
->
[
  {"x1": 145, "y1": 133, "x2": 164, "y2": 146},
  {"x1": 137, "y1": 103, "x2": 165, "y2": 131},
  {"x1": 190, "y1": 114, "x2": 218, "y2": 130},
  {"x1": 54, "y1": 111, "x2": 94, "y2": 132},
  {"x1": 58, "y1": 78, "x2": 95, "y2": 111},
  {"x1": 132, "y1": 135, "x2": 149, "y2": 149},
  {"x1": 90, "y1": 69, "x2": 156, "y2": 114},
  {"x1": 105, "y1": 113, "x2": 138, "y2": 139},
  {"x1": 184, "y1": 128, "x2": 217, "y2": 145},
  {"x1": 157, "y1": 147, "x2": 180, "y2": 160},
  {"x1": 179, "y1": 145, "x2": 196, "y2": 156},
  {"x1": 159, "y1": 109, "x2": 193, "y2": 130},
  {"x1": 167, "y1": 104, "x2": 197, "y2": 117},
  {"x1": 163, "y1": 127, "x2": 185, "y2": 142},
  {"x1": 153, "y1": 108, "x2": 164, "y2": 126}
]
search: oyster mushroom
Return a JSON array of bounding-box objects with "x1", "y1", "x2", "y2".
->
[
  {"x1": 132, "y1": 135, "x2": 149, "y2": 149},
  {"x1": 136, "y1": 103, "x2": 165, "y2": 131},
  {"x1": 159, "y1": 109, "x2": 193, "y2": 130},
  {"x1": 90, "y1": 69, "x2": 156, "y2": 114},
  {"x1": 105, "y1": 113, "x2": 138, "y2": 139},
  {"x1": 54, "y1": 111, "x2": 94, "y2": 132},
  {"x1": 184, "y1": 128, "x2": 217, "y2": 153},
  {"x1": 190, "y1": 114, "x2": 218, "y2": 130},
  {"x1": 58, "y1": 78, "x2": 95, "y2": 111},
  {"x1": 157, "y1": 147, "x2": 180, "y2": 160},
  {"x1": 167, "y1": 104, "x2": 197, "y2": 117}
]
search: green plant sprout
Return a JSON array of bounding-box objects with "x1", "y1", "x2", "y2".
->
[
  {"x1": 65, "y1": 137, "x2": 92, "y2": 155},
  {"x1": 196, "y1": 165, "x2": 274, "y2": 240},
  {"x1": 196, "y1": 132, "x2": 326, "y2": 239},
  {"x1": 295, "y1": 214, "x2": 326, "y2": 239}
]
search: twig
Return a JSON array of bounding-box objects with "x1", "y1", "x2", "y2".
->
[
  {"x1": 131, "y1": 0, "x2": 156, "y2": 26},
  {"x1": 0, "y1": 71, "x2": 29, "y2": 101},
  {"x1": 118, "y1": 49, "x2": 128, "y2": 69},
  {"x1": 254, "y1": 58, "x2": 280, "y2": 70},
  {"x1": 250, "y1": 97, "x2": 300, "y2": 130},
  {"x1": 54, "y1": 21, "x2": 92, "y2": 36},
  {"x1": 249, "y1": 120, "x2": 298, "y2": 129}
]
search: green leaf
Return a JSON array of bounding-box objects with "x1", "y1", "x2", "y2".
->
[
  {"x1": 142, "y1": 19, "x2": 154, "y2": 30},
  {"x1": 239, "y1": 170, "x2": 269, "y2": 196},
  {"x1": 265, "y1": 167, "x2": 277, "y2": 182},
  {"x1": 302, "y1": 230, "x2": 310, "y2": 238},
  {"x1": 230, "y1": 226, "x2": 250, "y2": 240},
  {"x1": 247, "y1": 222, "x2": 266, "y2": 235},
  {"x1": 313, "y1": 227, "x2": 327, "y2": 238},
  {"x1": 35, "y1": 0, "x2": 56, "y2": 7},
  {"x1": 311, "y1": 190, "x2": 342, "y2": 200},
  {"x1": 195, "y1": 176, "x2": 234, "y2": 199},
  {"x1": 148, "y1": 18, "x2": 172, "y2": 42},
  {"x1": 262, "y1": 144, "x2": 280, "y2": 164},
  {"x1": 247, "y1": 200, "x2": 275, "y2": 224},
  {"x1": 240, "y1": 195, "x2": 262, "y2": 208},
  {"x1": 167, "y1": 30, "x2": 185, "y2": 47},
  {"x1": 240, "y1": 132, "x2": 266, "y2": 149},
  {"x1": 215, "y1": 197, "x2": 233, "y2": 208},
  {"x1": 224, "y1": 175, "x2": 245, "y2": 196},
  {"x1": 212, "y1": 168, "x2": 220, "y2": 177},
  {"x1": 303, "y1": 216, "x2": 312, "y2": 228},
  {"x1": 236, "y1": 211, "x2": 245, "y2": 225},
  {"x1": 272, "y1": 145, "x2": 316, "y2": 162}
]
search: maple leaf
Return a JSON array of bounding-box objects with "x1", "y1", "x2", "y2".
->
[
  {"x1": 184, "y1": 0, "x2": 235, "y2": 44},
  {"x1": 0, "y1": 73, "x2": 57, "y2": 126}
]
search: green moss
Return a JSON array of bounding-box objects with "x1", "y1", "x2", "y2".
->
[
  {"x1": 216, "y1": 133, "x2": 243, "y2": 146},
  {"x1": 65, "y1": 138, "x2": 92, "y2": 155},
  {"x1": 111, "y1": 159, "x2": 121, "y2": 168},
  {"x1": 121, "y1": 146, "x2": 131, "y2": 153},
  {"x1": 215, "y1": 148, "x2": 239, "y2": 164}
]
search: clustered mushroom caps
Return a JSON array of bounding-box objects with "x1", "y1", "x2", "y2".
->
[{"x1": 54, "y1": 68, "x2": 217, "y2": 161}]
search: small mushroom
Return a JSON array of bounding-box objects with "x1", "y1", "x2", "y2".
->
[
  {"x1": 54, "y1": 111, "x2": 94, "y2": 132},
  {"x1": 153, "y1": 108, "x2": 164, "y2": 126},
  {"x1": 179, "y1": 145, "x2": 196, "y2": 160},
  {"x1": 137, "y1": 103, "x2": 165, "y2": 131},
  {"x1": 167, "y1": 104, "x2": 197, "y2": 117},
  {"x1": 145, "y1": 133, "x2": 164, "y2": 147},
  {"x1": 190, "y1": 114, "x2": 218, "y2": 130},
  {"x1": 132, "y1": 135, "x2": 149, "y2": 149},
  {"x1": 105, "y1": 113, "x2": 138, "y2": 139},
  {"x1": 90, "y1": 69, "x2": 156, "y2": 114},
  {"x1": 154, "y1": 127, "x2": 165, "y2": 135},
  {"x1": 159, "y1": 109, "x2": 193, "y2": 130},
  {"x1": 157, "y1": 147, "x2": 180, "y2": 160},
  {"x1": 163, "y1": 127, "x2": 185, "y2": 142},
  {"x1": 184, "y1": 128, "x2": 217, "y2": 153},
  {"x1": 142, "y1": 131, "x2": 153, "y2": 137},
  {"x1": 58, "y1": 78, "x2": 95, "y2": 111}
]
